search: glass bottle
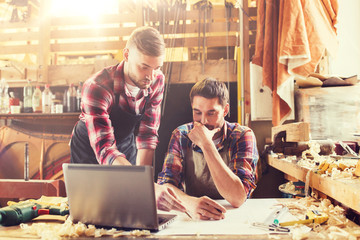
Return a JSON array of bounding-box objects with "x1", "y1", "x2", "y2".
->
[
  {"x1": 23, "y1": 79, "x2": 33, "y2": 113},
  {"x1": 0, "y1": 78, "x2": 9, "y2": 114},
  {"x1": 76, "y1": 82, "x2": 83, "y2": 112},
  {"x1": 67, "y1": 83, "x2": 76, "y2": 112},
  {"x1": 32, "y1": 85, "x2": 42, "y2": 113},
  {"x1": 42, "y1": 84, "x2": 52, "y2": 113}
]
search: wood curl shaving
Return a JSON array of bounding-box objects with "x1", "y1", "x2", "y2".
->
[
  {"x1": 281, "y1": 197, "x2": 360, "y2": 240},
  {"x1": 20, "y1": 217, "x2": 151, "y2": 239}
]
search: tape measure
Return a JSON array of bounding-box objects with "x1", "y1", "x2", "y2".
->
[{"x1": 279, "y1": 210, "x2": 328, "y2": 227}]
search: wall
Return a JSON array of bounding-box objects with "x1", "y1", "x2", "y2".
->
[{"x1": 330, "y1": 0, "x2": 360, "y2": 77}]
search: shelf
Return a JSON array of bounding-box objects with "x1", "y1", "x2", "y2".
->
[
  {"x1": 268, "y1": 154, "x2": 360, "y2": 213},
  {"x1": 0, "y1": 113, "x2": 80, "y2": 135},
  {"x1": 0, "y1": 113, "x2": 80, "y2": 120}
]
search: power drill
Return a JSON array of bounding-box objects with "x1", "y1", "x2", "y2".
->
[{"x1": 0, "y1": 200, "x2": 69, "y2": 226}]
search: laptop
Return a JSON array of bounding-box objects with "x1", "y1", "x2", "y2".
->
[{"x1": 62, "y1": 163, "x2": 177, "y2": 231}]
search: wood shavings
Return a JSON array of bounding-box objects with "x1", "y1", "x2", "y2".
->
[
  {"x1": 279, "y1": 181, "x2": 304, "y2": 196},
  {"x1": 20, "y1": 217, "x2": 151, "y2": 239},
  {"x1": 291, "y1": 227, "x2": 309, "y2": 240},
  {"x1": 327, "y1": 226, "x2": 351, "y2": 239},
  {"x1": 281, "y1": 197, "x2": 360, "y2": 239}
]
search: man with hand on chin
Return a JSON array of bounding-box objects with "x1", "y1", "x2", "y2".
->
[
  {"x1": 70, "y1": 26, "x2": 186, "y2": 213},
  {"x1": 157, "y1": 77, "x2": 259, "y2": 220}
]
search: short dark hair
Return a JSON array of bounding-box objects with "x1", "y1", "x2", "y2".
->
[
  {"x1": 189, "y1": 77, "x2": 229, "y2": 107},
  {"x1": 126, "y1": 26, "x2": 165, "y2": 57}
]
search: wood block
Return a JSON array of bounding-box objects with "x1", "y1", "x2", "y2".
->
[
  {"x1": 0, "y1": 179, "x2": 66, "y2": 199},
  {"x1": 272, "y1": 122, "x2": 310, "y2": 143}
]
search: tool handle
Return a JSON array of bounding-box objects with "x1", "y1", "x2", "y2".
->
[{"x1": 280, "y1": 218, "x2": 314, "y2": 226}]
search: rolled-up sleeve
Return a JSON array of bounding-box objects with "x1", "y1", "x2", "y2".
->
[
  {"x1": 81, "y1": 77, "x2": 125, "y2": 165},
  {"x1": 229, "y1": 127, "x2": 259, "y2": 197},
  {"x1": 157, "y1": 128, "x2": 186, "y2": 190}
]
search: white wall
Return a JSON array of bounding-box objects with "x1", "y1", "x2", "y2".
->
[{"x1": 330, "y1": 0, "x2": 360, "y2": 77}]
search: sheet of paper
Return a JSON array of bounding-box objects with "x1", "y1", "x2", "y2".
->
[{"x1": 156, "y1": 198, "x2": 310, "y2": 236}]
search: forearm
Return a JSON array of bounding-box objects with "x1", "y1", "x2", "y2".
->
[
  {"x1": 162, "y1": 183, "x2": 190, "y2": 201},
  {"x1": 136, "y1": 149, "x2": 155, "y2": 166},
  {"x1": 202, "y1": 144, "x2": 247, "y2": 208},
  {"x1": 112, "y1": 156, "x2": 132, "y2": 165},
  {"x1": 162, "y1": 183, "x2": 226, "y2": 220}
]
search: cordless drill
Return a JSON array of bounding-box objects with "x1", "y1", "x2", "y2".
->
[{"x1": 0, "y1": 200, "x2": 69, "y2": 226}]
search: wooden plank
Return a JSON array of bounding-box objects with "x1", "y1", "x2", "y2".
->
[
  {"x1": 37, "y1": 0, "x2": 51, "y2": 83},
  {"x1": 46, "y1": 60, "x2": 236, "y2": 86},
  {"x1": 0, "y1": 179, "x2": 66, "y2": 198},
  {"x1": 248, "y1": 7, "x2": 257, "y2": 16},
  {"x1": 51, "y1": 41, "x2": 126, "y2": 53},
  {"x1": 159, "y1": 21, "x2": 239, "y2": 35},
  {"x1": 48, "y1": 64, "x2": 95, "y2": 85},
  {"x1": 268, "y1": 155, "x2": 310, "y2": 182},
  {"x1": 50, "y1": 22, "x2": 239, "y2": 40},
  {"x1": 271, "y1": 122, "x2": 310, "y2": 142},
  {"x1": 164, "y1": 35, "x2": 237, "y2": 48},
  {"x1": 50, "y1": 35, "x2": 237, "y2": 53},
  {"x1": 268, "y1": 155, "x2": 360, "y2": 213},
  {"x1": 167, "y1": 60, "x2": 236, "y2": 83},
  {"x1": 242, "y1": 0, "x2": 251, "y2": 126},
  {"x1": 0, "y1": 20, "x2": 39, "y2": 29},
  {"x1": 50, "y1": 14, "x2": 137, "y2": 26},
  {"x1": 149, "y1": 6, "x2": 239, "y2": 22},
  {"x1": 0, "y1": 45, "x2": 38, "y2": 55},
  {"x1": 0, "y1": 31, "x2": 39, "y2": 42},
  {"x1": 51, "y1": 27, "x2": 135, "y2": 39}
]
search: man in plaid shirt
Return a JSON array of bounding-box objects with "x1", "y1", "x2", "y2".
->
[
  {"x1": 157, "y1": 78, "x2": 259, "y2": 220},
  {"x1": 70, "y1": 26, "x2": 186, "y2": 213}
]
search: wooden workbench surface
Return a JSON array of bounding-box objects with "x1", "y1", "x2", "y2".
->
[
  {"x1": 268, "y1": 154, "x2": 360, "y2": 213},
  {"x1": 1, "y1": 198, "x2": 360, "y2": 239}
]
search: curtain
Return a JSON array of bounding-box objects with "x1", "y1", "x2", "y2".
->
[{"x1": 252, "y1": 0, "x2": 339, "y2": 126}]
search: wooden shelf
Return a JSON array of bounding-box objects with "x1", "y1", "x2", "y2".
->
[
  {"x1": 0, "y1": 113, "x2": 80, "y2": 120},
  {"x1": 268, "y1": 154, "x2": 360, "y2": 213}
]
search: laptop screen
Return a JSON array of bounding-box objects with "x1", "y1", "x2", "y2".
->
[{"x1": 63, "y1": 163, "x2": 164, "y2": 230}]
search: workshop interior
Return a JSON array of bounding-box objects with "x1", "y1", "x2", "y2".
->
[{"x1": 0, "y1": 0, "x2": 360, "y2": 239}]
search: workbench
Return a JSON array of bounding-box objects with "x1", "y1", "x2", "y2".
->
[
  {"x1": 268, "y1": 154, "x2": 360, "y2": 214},
  {"x1": 1, "y1": 198, "x2": 360, "y2": 239}
]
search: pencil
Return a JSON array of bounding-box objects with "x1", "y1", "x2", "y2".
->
[{"x1": 185, "y1": 211, "x2": 192, "y2": 219}]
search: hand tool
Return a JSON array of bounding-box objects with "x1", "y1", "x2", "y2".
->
[
  {"x1": 279, "y1": 210, "x2": 328, "y2": 227},
  {"x1": 0, "y1": 200, "x2": 69, "y2": 226}
]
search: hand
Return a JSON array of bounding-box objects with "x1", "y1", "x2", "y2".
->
[
  {"x1": 185, "y1": 196, "x2": 226, "y2": 220},
  {"x1": 112, "y1": 156, "x2": 131, "y2": 165},
  {"x1": 188, "y1": 122, "x2": 220, "y2": 149},
  {"x1": 154, "y1": 183, "x2": 187, "y2": 212}
]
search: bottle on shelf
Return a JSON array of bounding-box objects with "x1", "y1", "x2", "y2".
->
[
  {"x1": 76, "y1": 82, "x2": 83, "y2": 112},
  {"x1": 23, "y1": 79, "x2": 33, "y2": 113},
  {"x1": 42, "y1": 84, "x2": 52, "y2": 114},
  {"x1": 32, "y1": 85, "x2": 42, "y2": 113},
  {"x1": 0, "y1": 78, "x2": 10, "y2": 114},
  {"x1": 9, "y1": 92, "x2": 20, "y2": 114},
  {"x1": 67, "y1": 83, "x2": 77, "y2": 112},
  {"x1": 63, "y1": 89, "x2": 68, "y2": 113}
]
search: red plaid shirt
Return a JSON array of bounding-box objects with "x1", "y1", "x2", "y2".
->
[{"x1": 78, "y1": 61, "x2": 164, "y2": 165}]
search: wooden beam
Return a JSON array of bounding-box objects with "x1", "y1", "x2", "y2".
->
[
  {"x1": 271, "y1": 122, "x2": 310, "y2": 143},
  {"x1": 242, "y1": 0, "x2": 251, "y2": 126},
  {"x1": 0, "y1": 179, "x2": 66, "y2": 198},
  {"x1": 50, "y1": 14, "x2": 137, "y2": 26},
  {"x1": 48, "y1": 64, "x2": 95, "y2": 86},
  {"x1": 0, "y1": 31, "x2": 39, "y2": 42},
  {"x1": 46, "y1": 60, "x2": 236, "y2": 86},
  {"x1": 51, "y1": 41, "x2": 126, "y2": 53},
  {"x1": 0, "y1": 45, "x2": 38, "y2": 55},
  {"x1": 38, "y1": 0, "x2": 51, "y2": 83},
  {"x1": 166, "y1": 60, "x2": 236, "y2": 84}
]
